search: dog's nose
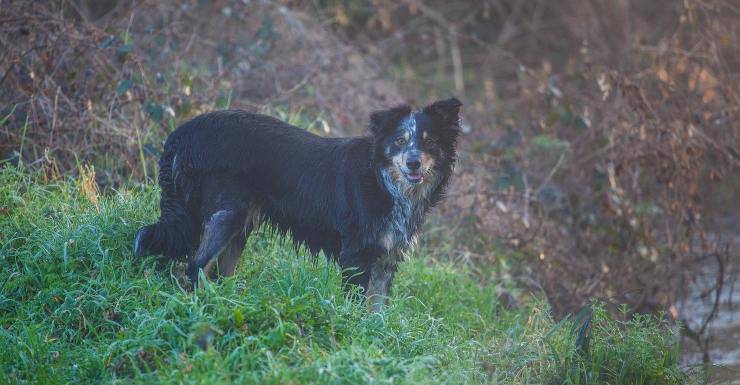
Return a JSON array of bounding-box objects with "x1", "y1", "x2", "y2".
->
[{"x1": 406, "y1": 159, "x2": 421, "y2": 170}]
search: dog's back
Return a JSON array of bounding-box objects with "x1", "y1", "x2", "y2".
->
[{"x1": 138, "y1": 111, "x2": 358, "y2": 259}]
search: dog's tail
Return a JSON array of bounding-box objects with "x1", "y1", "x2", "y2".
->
[{"x1": 134, "y1": 148, "x2": 198, "y2": 260}]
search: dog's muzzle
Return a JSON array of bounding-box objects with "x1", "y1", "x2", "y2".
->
[{"x1": 403, "y1": 156, "x2": 423, "y2": 183}]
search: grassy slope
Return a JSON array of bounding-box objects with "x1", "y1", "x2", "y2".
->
[{"x1": 0, "y1": 167, "x2": 696, "y2": 384}]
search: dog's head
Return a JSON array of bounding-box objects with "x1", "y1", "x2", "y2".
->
[{"x1": 370, "y1": 98, "x2": 462, "y2": 186}]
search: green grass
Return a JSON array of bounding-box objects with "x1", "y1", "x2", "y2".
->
[{"x1": 0, "y1": 166, "x2": 699, "y2": 384}]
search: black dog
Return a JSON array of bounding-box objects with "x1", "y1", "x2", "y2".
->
[{"x1": 134, "y1": 98, "x2": 461, "y2": 310}]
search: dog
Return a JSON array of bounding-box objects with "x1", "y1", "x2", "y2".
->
[{"x1": 134, "y1": 98, "x2": 461, "y2": 310}]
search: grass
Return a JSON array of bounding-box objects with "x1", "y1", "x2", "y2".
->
[{"x1": 0, "y1": 166, "x2": 699, "y2": 384}]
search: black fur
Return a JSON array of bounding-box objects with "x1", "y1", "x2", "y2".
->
[{"x1": 134, "y1": 98, "x2": 462, "y2": 309}]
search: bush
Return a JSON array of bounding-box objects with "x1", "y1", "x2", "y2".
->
[
  {"x1": 305, "y1": 1, "x2": 738, "y2": 361},
  {"x1": 0, "y1": 0, "x2": 401, "y2": 185}
]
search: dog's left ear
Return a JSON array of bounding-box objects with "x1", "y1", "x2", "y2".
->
[{"x1": 422, "y1": 97, "x2": 463, "y2": 127}]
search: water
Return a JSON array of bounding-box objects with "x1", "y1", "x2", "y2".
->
[{"x1": 678, "y1": 238, "x2": 739, "y2": 384}]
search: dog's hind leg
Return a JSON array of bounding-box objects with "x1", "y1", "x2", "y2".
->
[
  {"x1": 215, "y1": 224, "x2": 249, "y2": 277},
  {"x1": 187, "y1": 208, "x2": 246, "y2": 287},
  {"x1": 216, "y1": 203, "x2": 260, "y2": 277}
]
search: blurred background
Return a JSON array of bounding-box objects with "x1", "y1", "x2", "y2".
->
[{"x1": 1, "y1": 0, "x2": 738, "y2": 377}]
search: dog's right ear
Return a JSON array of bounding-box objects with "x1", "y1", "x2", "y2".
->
[{"x1": 369, "y1": 105, "x2": 412, "y2": 136}]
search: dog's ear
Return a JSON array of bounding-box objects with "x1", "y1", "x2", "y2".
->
[
  {"x1": 422, "y1": 97, "x2": 462, "y2": 127},
  {"x1": 369, "y1": 105, "x2": 412, "y2": 136}
]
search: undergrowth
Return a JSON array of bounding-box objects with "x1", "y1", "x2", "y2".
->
[{"x1": 0, "y1": 166, "x2": 699, "y2": 384}]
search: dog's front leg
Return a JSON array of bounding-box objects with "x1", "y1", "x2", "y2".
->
[
  {"x1": 366, "y1": 258, "x2": 397, "y2": 313},
  {"x1": 340, "y1": 261, "x2": 370, "y2": 296},
  {"x1": 339, "y1": 247, "x2": 374, "y2": 298}
]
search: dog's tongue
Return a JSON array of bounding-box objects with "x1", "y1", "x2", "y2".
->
[{"x1": 407, "y1": 173, "x2": 422, "y2": 182}]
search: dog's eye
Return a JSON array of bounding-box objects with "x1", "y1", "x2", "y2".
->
[
  {"x1": 423, "y1": 138, "x2": 435, "y2": 146},
  {"x1": 395, "y1": 137, "x2": 407, "y2": 146}
]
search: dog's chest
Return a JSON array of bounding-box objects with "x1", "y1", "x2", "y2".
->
[
  {"x1": 378, "y1": 171, "x2": 432, "y2": 255},
  {"x1": 380, "y1": 195, "x2": 416, "y2": 253}
]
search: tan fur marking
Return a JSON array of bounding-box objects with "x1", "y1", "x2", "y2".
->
[{"x1": 217, "y1": 237, "x2": 244, "y2": 276}]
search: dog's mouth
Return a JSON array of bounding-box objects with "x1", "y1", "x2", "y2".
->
[{"x1": 403, "y1": 170, "x2": 424, "y2": 184}]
